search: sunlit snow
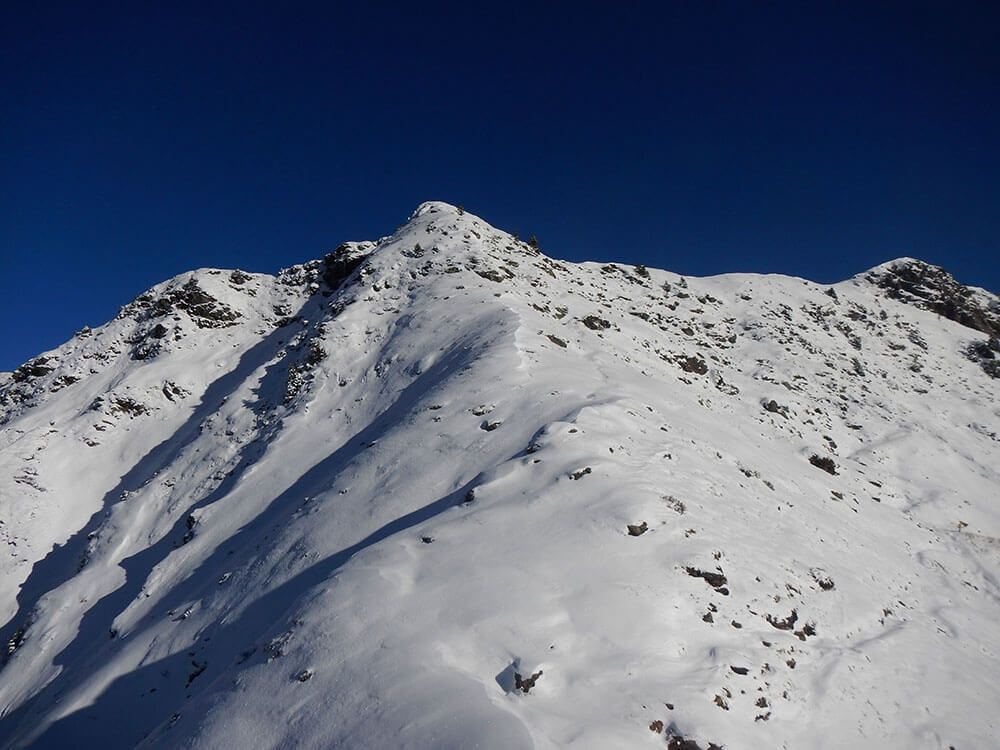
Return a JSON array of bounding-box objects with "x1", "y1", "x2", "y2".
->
[{"x1": 1, "y1": 202, "x2": 997, "y2": 749}]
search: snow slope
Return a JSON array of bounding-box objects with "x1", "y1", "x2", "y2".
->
[{"x1": 1, "y1": 202, "x2": 998, "y2": 749}]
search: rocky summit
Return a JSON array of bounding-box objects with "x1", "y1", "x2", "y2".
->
[{"x1": 1, "y1": 202, "x2": 997, "y2": 749}]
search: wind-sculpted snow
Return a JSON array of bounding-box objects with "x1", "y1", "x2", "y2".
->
[{"x1": 1, "y1": 202, "x2": 998, "y2": 749}]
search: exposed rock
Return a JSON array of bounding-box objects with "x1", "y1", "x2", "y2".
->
[
  {"x1": 322, "y1": 244, "x2": 368, "y2": 290},
  {"x1": 125, "y1": 278, "x2": 242, "y2": 332},
  {"x1": 49, "y1": 374, "x2": 80, "y2": 392},
  {"x1": 811, "y1": 569, "x2": 835, "y2": 590},
  {"x1": 12, "y1": 356, "x2": 56, "y2": 383},
  {"x1": 546, "y1": 334, "x2": 567, "y2": 348},
  {"x1": 766, "y1": 609, "x2": 799, "y2": 631},
  {"x1": 867, "y1": 259, "x2": 1000, "y2": 338},
  {"x1": 581, "y1": 315, "x2": 611, "y2": 331},
  {"x1": 472, "y1": 266, "x2": 514, "y2": 283},
  {"x1": 685, "y1": 566, "x2": 728, "y2": 591},
  {"x1": 762, "y1": 399, "x2": 789, "y2": 418},
  {"x1": 809, "y1": 454, "x2": 838, "y2": 475},
  {"x1": 965, "y1": 338, "x2": 1000, "y2": 378},
  {"x1": 514, "y1": 669, "x2": 542, "y2": 694},
  {"x1": 677, "y1": 355, "x2": 708, "y2": 375},
  {"x1": 667, "y1": 737, "x2": 723, "y2": 750}
]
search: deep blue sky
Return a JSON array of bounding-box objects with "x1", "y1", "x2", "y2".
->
[{"x1": 3, "y1": 1, "x2": 998, "y2": 370}]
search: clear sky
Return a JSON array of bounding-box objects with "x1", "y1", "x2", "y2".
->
[{"x1": 2, "y1": 1, "x2": 998, "y2": 371}]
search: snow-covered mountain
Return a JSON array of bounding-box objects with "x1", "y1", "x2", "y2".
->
[{"x1": 1, "y1": 202, "x2": 998, "y2": 750}]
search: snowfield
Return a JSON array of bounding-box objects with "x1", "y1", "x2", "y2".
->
[{"x1": 1, "y1": 202, "x2": 998, "y2": 749}]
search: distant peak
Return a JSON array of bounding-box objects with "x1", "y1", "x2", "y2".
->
[
  {"x1": 862, "y1": 256, "x2": 999, "y2": 338},
  {"x1": 862, "y1": 257, "x2": 953, "y2": 286},
  {"x1": 409, "y1": 201, "x2": 464, "y2": 219},
  {"x1": 863, "y1": 257, "x2": 936, "y2": 276}
]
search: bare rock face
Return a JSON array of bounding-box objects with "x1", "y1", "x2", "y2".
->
[
  {"x1": 321, "y1": 243, "x2": 370, "y2": 290},
  {"x1": 866, "y1": 259, "x2": 1000, "y2": 338},
  {"x1": 965, "y1": 338, "x2": 1000, "y2": 378},
  {"x1": 11, "y1": 356, "x2": 57, "y2": 383},
  {"x1": 133, "y1": 278, "x2": 243, "y2": 330}
]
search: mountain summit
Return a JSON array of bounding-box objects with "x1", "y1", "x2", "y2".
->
[{"x1": 1, "y1": 204, "x2": 998, "y2": 749}]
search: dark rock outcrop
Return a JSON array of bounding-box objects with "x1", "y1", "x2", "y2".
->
[
  {"x1": 867, "y1": 260, "x2": 1000, "y2": 338},
  {"x1": 965, "y1": 338, "x2": 1000, "y2": 379}
]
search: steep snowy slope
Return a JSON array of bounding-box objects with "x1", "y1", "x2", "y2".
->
[{"x1": 1, "y1": 203, "x2": 998, "y2": 750}]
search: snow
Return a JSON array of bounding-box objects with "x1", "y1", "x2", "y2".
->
[{"x1": 1, "y1": 203, "x2": 998, "y2": 749}]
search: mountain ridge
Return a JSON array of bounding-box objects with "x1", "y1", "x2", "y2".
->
[
  {"x1": 1, "y1": 203, "x2": 997, "y2": 749},
  {"x1": 3, "y1": 201, "x2": 995, "y2": 383}
]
